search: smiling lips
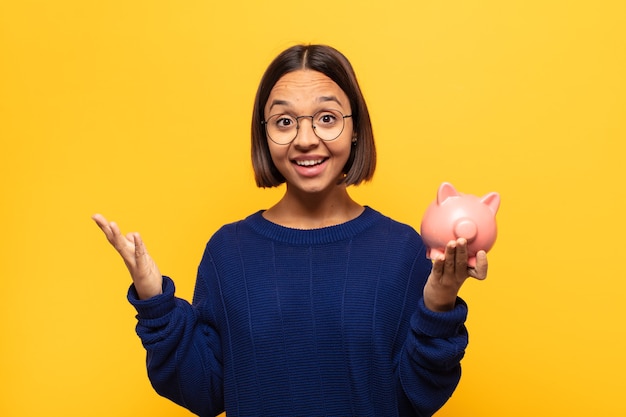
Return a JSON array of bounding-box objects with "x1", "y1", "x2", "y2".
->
[
  {"x1": 291, "y1": 157, "x2": 329, "y2": 178},
  {"x1": 294, "y1": 158, "x2": 325, "y2": 167}
]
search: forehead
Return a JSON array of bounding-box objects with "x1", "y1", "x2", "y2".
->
[{"x1": 266, "y1": 70, "x2": 349, "y2": 111}]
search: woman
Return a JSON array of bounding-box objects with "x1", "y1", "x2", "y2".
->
[{"x1": 93, "y1": 44, "x2": 488, "y2": 417}]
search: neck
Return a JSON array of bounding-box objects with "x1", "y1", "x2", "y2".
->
[{"x1": 263, "y1": 184, "x2": 364, "y2": 229}]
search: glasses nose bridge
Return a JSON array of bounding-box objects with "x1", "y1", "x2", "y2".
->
[{"x1": 294, "y1": 114, "x2": 316, "y2": 132}]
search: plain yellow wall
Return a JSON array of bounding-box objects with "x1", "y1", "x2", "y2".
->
[{"x1": 1, "y1": 1, "x2": 625, "y2": 416}]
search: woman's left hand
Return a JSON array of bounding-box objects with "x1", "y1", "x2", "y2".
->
[{"x1": 423, "y1": 238, "x2": 488, "y2": 312}]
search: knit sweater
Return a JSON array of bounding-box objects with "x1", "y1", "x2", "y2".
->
[{"x1": 128, "y1": 207, "x2": 469, "y2": 417}]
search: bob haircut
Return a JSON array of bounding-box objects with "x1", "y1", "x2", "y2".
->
[{"x1": 251, "y1": 44, "x2": 376, "y2": 188}]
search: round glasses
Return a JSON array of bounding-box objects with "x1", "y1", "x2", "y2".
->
[{"x1": 262, "y1": 109, "x2": 352, "y2": 145}]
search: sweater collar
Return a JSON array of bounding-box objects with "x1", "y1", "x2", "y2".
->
[{"x1": 244, "y1": 206, "x2": 383, "y2": 245}]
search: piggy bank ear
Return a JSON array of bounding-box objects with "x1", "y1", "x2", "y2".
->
[
  {"x1": 437, "y1": 182, "x2": 460, "y2": 205},
  {"x1": 480, "y1": 192, "x2": 501, "y2": 214}
]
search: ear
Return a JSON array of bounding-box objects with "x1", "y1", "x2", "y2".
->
[
  {"x1": 437, "y1": 182, "x2": 460, "y2": 205},
  {"x1": 480, "y1": 192, "x2": 501, "y2": 214}
]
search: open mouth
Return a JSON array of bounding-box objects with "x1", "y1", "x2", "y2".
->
[{"x1": 294, "y1": 158, "x2": 326, "y2": 167}]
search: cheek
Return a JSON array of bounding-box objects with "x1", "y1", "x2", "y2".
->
[
  {"x1": 267, "y1": 143, "x2": 288, "y2": 166},
  {"x1": 329, "y1": 136, "x2": 354, "y2": 159}
]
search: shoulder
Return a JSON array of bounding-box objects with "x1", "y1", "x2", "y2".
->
[
  {"x1": 194, "y1": 213, "x2": 270, "y2": 282},
  {"x1": 349, "y1": 208, "x2": 428, "y2": 268},
  {"x1": 357, "y1": 208, "x2": 431, "y2": 285},
  {"x1": 363, "y1": 207, "x2": 423, "y2": 245},
  {"x1": 202, "y1": 211, "x2": 262, "y2": 248}
]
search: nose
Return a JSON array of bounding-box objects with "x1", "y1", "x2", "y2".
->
[{"x1": 292, "y1": 116, "x2": 320, "y2": 147}]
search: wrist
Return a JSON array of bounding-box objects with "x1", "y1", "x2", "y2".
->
[
  {"x1": 135, "y1": 277, "x2": 163, "y2": 300},
  {"x1": 423, "y1": 283, "x2": 458, "y2": 312},
  {"x1": 424, "y1": 298, "x2": 455, "y2": 313}
]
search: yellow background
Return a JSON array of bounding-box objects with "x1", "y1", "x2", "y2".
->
[{"x1": 1, "y1": 1, "x2": 624, "y2": 416}]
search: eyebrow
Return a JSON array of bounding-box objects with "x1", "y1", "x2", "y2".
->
[
  {"x1": 268, "y1": 95, "x2": 344, "y2": 112},
  {"x1": 268, "y1": 99, "x2": 290, "y2": 112},
  {"x1": 317, "y1": 95, "x2": 343, "y2": 106}
]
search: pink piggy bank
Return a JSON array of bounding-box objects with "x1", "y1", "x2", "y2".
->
[{"x1": 420, "y1": 182, "x2": 501, "y2": 267}]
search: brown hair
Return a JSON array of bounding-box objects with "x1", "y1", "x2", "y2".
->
[{"x1": 251, "y1": 44, "x2": 376, "y2": 188}]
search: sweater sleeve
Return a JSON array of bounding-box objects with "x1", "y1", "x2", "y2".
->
[
  {"x1": 128, "y1": 275, "x2": 224, "y2": 417},
  {"x1": 398, "y1": 296, "x2": 469, "y2": 417}
]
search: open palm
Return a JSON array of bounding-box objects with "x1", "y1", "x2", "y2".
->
[{"x1": 92, "y1": 213, "x2": 163, "y2": 300}]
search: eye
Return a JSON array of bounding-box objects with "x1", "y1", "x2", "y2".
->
[
  {"x1": 272, "y1": 115, "x2": 296, "y2": 129},
  {"x1": 316, "y1": 111, "x2": 339, "y2": 126}
]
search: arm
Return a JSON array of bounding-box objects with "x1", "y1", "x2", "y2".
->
[
  {"x1": 399, "y1": 238, "x2": 487, "y2": 416},
  {"x1": 398, "y1": 296, "x2": 468, "y2": 416},
  {"x1": 129, "y1": 277, "x2": 224, "y2": 417},
  {"x1": 92, "y1": 214, "x2": 223, "y2": 416}
]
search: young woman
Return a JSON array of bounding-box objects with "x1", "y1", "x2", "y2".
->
[{"x1": 93, "y1": 44, "x2": 488, "y2": 417}]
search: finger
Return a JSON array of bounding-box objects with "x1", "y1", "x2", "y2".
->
[
  {"x1": 108, "y1": 221, "x2": 128, "y2": 246},
  {"x1": 131, "y1": 233, "x2": 162, "y2": 286},
  {"x1": 470, "y1": 250, "x2": 488, "y2": 280},
  {"x1": 133, "y1": 232, "x2": 147, "y2": 263},
  {"x1": 106, "y1": 222, "x2": 138, "y2": 263},
  {"x1": 455, "y1": 238, "x2": 469, "y2": 278},
  {"x1": 431, "y1": 254, "x2": 445, "y2": 279},
  {"x1": 91, "y1": 213, "x2": 107, "y2": 228},
  {"x1": 93, "y1": 215, "x2": 129, "y2": 252},
  {"x1": 92, "y1": 213, "x2": 114, "y2": 238},
  {"x1": 443, "y1": 240, "x2": 457, "y2": 274}
]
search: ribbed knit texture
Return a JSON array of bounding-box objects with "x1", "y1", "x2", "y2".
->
[{"x1": 129, "y1": 207, "x2": 469, "y2": 417}]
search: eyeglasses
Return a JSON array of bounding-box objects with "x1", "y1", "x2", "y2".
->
[{"x1": 262, "y1": 109, "x2": 352, "y2": 145}]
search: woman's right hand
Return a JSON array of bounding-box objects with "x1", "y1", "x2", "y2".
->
[{"x1": 92, "y1": 213, "x2": 163, "y2": 300}]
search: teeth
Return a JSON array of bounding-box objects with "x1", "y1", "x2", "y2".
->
[{"x1": 296, "y1": 159, "x2": 323, "y2": 166}]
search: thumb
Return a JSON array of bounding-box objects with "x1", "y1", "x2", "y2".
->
[
  {"x1": 132, "y1": 232, "x2": 147, "y2": 263},
  {"x1": 469, "y1": 250, "x2": 488, "y2": 280}
]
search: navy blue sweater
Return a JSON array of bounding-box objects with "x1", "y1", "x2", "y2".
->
[{"x1": 128, "y1": 207, "x2": 468, "y2": 416}]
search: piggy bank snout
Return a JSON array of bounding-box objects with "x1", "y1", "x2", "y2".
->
[{"x1": 454, "y1": 218, "x2": 478, "y2": 242}]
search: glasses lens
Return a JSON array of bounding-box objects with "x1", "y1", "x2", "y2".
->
[
  {"x1": 266, "y1": 114, "x2": 297, "y2": 145},
  {"x1": 312, "y1": 110, "x2": 345, "y2": 141}
]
